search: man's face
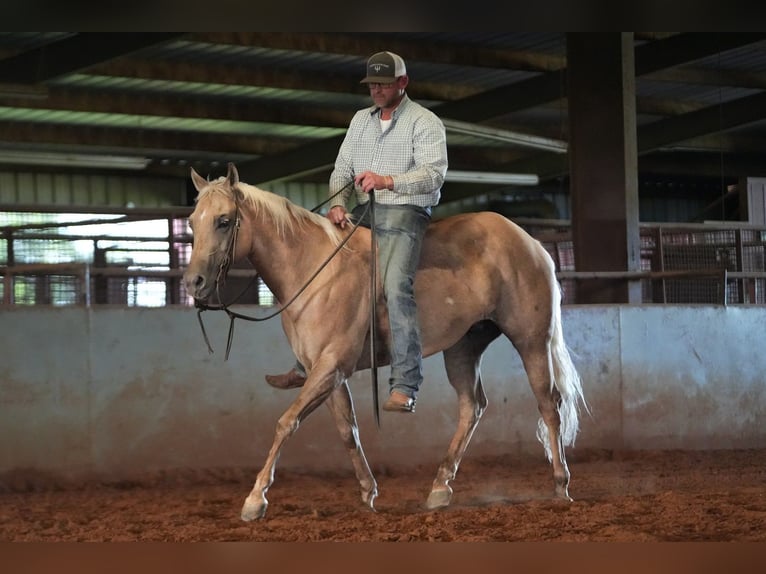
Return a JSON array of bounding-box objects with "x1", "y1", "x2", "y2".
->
[{"x1": 368, "y1": 76, "x2": 406, "y2": 109}]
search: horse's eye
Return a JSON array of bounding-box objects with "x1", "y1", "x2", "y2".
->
[{"x1": 217, "y1": 217, "x2": 231, "y2": 230}]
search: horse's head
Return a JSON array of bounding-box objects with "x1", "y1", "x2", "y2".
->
[{"x1": 183, "y1": 162, "x2": 250, "y2": 302}]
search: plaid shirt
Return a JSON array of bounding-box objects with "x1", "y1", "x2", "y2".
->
[{"x1": 329, "y1": 94, "x2": 448, "y2": 209}]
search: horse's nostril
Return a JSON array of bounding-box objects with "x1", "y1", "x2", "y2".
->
[{"x1": 184, "y1": 273, "x2": 205, "y2": 294}]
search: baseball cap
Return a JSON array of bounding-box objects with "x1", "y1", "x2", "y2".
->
[{"x1": 360, "y1": 51, "x2": 407, "y2": 84}]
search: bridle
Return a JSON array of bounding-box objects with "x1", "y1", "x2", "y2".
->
[{"x1": 193, "y1": 180, "x2": 370, "y2": 357}]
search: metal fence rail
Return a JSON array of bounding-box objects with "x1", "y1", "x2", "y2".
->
[{"x1": 2, "y1": 211, "x2": 766, "y2": 306}]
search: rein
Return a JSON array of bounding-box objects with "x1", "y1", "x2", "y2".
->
[
  {"x1": 368, "y1": 190, "x2": 379, "y2": 428},
  {"x1": 194, "y1": 182, "x2": 369, "y2": 359}
]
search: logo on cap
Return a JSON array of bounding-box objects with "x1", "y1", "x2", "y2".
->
[{"x1": 361, "y1": 51, "x2": 406, "y2": 83}]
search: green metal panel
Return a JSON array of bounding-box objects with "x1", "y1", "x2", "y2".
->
[{"x1": 0, "y1": 170, "x2": 187, "y2": 209}]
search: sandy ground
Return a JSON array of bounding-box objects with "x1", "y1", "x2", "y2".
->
[{"x1": 1, "y1": 448, "x2": 765, "y2": 542}]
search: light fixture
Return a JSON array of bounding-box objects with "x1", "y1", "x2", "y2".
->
[
  {"x1": 0, "y1": 150, "x2": 151, "y2": 170},
  {"x1": 442, "y1": 118, "x2": 568, "y2": 153},
  {"x1": 445, "y1": 170, "x2": 539, "y2": 186},
  {"x1": 260, "y1": 165, "x2": 539, "y2": 187}
]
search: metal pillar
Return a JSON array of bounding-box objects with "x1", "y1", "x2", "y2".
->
[{"x1": 567, "y1": 33, "x2": 642, "y2": 303}]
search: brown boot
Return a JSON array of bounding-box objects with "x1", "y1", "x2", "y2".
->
[
  {"x1": 265, "y1": 368, "x2": 307, "y2": 389},
  {"x1": 382, "y1": 390, "x2": 416, "y2": 413}
]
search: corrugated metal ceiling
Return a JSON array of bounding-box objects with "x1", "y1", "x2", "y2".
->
[{"x1": 0, "y1": 32, "x2": 765, "y2": 206}]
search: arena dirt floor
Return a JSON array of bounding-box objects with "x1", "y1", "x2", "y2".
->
[{"x1": 1, "y1": 448, "x2": 765, "y2": 542}]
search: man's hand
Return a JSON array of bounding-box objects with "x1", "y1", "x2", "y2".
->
[
  {"x1": 327, "y1": 205, "x2": 349, "y2": 229},
  {"x1": 354, "y1": 171, "x2": 389, "y2": 193}
]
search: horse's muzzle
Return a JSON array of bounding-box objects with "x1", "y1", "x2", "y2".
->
[{"x1": 183, "y1": 271, "x2": 212, "y2": 301}]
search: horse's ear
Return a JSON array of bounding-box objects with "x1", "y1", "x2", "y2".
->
[
  {"x1": 226, "y1": 162, "x2": 240, "y2": 187},
  {"x1": 190, "y1": 167, "x2": 208, "y2": 192}
]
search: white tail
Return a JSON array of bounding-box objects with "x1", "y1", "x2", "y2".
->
[{"x1": 536, "y1": 296, "x2": 588, "y2": 461}]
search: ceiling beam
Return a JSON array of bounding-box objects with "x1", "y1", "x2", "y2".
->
[
  {"x1": 0, "y1": 79, "x2": 720, "y2": 138},
  {"x1": 93, "y1": 57, "x2": 362, "y2": 93},
  {"x1": 190, "y1": 32, "x2": 567, "y2": 73},
  {"x1": 639, "y1": 151, "x2": 766, "y2": 178},
  {"x1": 503, "y1": 88, "x2": 766, "y2": 180},
  {"x1": 0, "y1": 86, "x2": 357, "y2": 128},
  {"x1": 645, "y1": 66, "x2": 766, "y2": 90},
  {"x1": 0, "y1": 33, "x2": 187, "y2": 84},
  {"x1": 3, "y1": 33, "x2": 765, "y2": 190},
  {"x1": 88, "y1": 58, "x2": 483, "y2": 103},
  {"x1": 0, "y1": 119, "x2": 531, "y2": 177},
  {"x1": 0, "y1": 122, "x2": 297, "y2": 157},
  {"x1": 636, "y1": 96, "x2": 708, "y2": 116},
  {"x1": 633, "y1": 33, "x2": 766, "y2": 75},
  {"x1": 235, "y1": 135, "x2": 345, "y2": 185},
  {"x1": 434, "y1": 33, "x2": 766, "y2": 123},
  {"x1": 11, "y1": 32, "x2": 753, "y2": 183},
  {"x1": 236, "y1": 33, "x2": 766, "y2": 184},
  {"x1": 637, "y1": 90, "x2": 766, "y2": 152},
  {"x1": 664, "y1": 131, "x2": 766, "y2": 154}
]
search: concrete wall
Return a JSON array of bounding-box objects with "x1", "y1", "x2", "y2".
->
[{"x1": 1, "y1": 306, "x2": 765, "y2": 481}]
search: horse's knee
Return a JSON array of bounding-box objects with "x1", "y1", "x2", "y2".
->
[{"x1": 275, "y1": 415, "x2": 300, "y2": 439}]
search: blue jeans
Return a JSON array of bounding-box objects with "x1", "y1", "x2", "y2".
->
[{"x1": 351, "y1": 202, "x2": 431, "y2": 399}]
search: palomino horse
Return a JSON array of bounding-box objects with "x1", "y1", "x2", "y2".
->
[{"x1": 184, "y1": 163, "x2": 587, "y2": 521}]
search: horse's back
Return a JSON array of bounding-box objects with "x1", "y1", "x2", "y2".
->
[{"x1": 421, "y1": 211, "x2": 554, "y2": 276}]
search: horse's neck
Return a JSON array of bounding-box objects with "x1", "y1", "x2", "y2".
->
[{"x1": 246, "y1": 210, "x2": 334, "y2": 303}]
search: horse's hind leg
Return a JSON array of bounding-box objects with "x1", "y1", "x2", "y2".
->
[
  {"x1": 324, "y1": 380, "x2": 378, "y2": 511},
  {"x1": 517, "y1": 340, "x2": 571, "y2": 500},
  {"x1": 426, "y1": 321, "x2": 499, "y2": 510}
]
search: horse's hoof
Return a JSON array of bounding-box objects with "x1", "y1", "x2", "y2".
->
[
  {"x1": 425, "y1": 486, "x2": 452, "y2": 510},
  {"x1": 555, "y1": 485, "x2": 573, "y2": 502},
  {"x1": 241, "y1": 495, "x2": 268, "y2": 521},
  {"x1": 362, "y1": 488, "x2": 378, "y2": 512}
]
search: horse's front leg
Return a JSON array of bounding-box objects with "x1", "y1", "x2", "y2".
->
[
  {"x1": 241, "y1": 367, "x2": 342, "y2": 521},
  {"x1": 325, "y1": 380, "x2": 378, "y2": 511}
]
